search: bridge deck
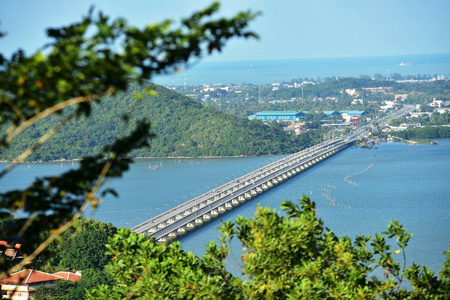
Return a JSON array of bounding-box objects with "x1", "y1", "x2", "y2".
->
[{"x1": 131, "y1": 106, "x2": 414, "y2": 242}]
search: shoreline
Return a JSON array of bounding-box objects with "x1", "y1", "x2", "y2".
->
[
  {"x1": 0, "y1": 153, "x2": 280, "y2": 164},
  {"x1": 3, "y1": 138, "x2": 447, "y2": 164}
]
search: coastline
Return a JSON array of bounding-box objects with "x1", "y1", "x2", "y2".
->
[
  {"x1": 0, "y1": 153, "x2": 281, "y2": 164},
  {"x1": 3, "y1": 138, "x2": 448, "y2": 164}
]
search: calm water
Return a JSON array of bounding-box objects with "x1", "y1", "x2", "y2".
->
[
  {"x1": 153, "y1": 53, "x2": 450, "y2": 85},
  {"x1": 1, "y1": 140, "x2": 449, "y2": 273}
]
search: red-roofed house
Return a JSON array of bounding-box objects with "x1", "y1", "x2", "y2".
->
[
  {"x1": 53, "y1": 272, "x2": 82, "y2": 282},
  {"x1": 0, "y1": 269, "x2": 81, "y2": 299}
]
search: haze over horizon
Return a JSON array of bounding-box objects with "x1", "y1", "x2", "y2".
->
[{"x1": 1, "y1": 0, "x2": 449, "y2": 63}]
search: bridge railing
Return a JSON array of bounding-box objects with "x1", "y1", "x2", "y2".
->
[{"x1": 132, "y1": 138, "x2": 352, "y2": 235}]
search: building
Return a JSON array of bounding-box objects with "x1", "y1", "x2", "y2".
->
[
  {"x1": 338, "y1": 110, "x2": 367, "y2": 117},
  {"x1": 350, "y1": 116, "x2": 360, "y2": 124},
  {"x1": 1, "y1": 270, "x2": 81, "y2": 299},
  {"x1": 338, "y1": 111, "x2": 367, "y2": 123},
  {"x1": 429, "y1": 98, "x2": 444, "y2": 108},
  {"x1": 351, "y1": 99, "x2": 364, "y2": 105},
  {"x1": 410, "y1": 112, "x2": 432, "y2": 118},
  {"x1": 269, "y1": 99, "x2": 295, "y2": 104},
  {"x1": 323, "y1": 111, "x2": 340, "y2": 117},
  {"x1": 435, "y1": 108, "x2": 450, "y2": 114},
  {"x1": 380, "y1": 101, "x2": 397, "y2": 112},
  {"x1": 248, "y1": 111, "x2": 305, "y2": 122},
  {"x1": 394, "y1": 94, "x2": 408, "y2": 102}
]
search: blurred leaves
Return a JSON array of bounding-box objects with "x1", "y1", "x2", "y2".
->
[{"x1": 0, "y1": 1, "x2": 258, "y2": 274}]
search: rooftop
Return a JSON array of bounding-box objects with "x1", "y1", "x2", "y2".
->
[
  {"x1": 0, "y1": 270, "x2": 82, "y2": 285},
  {"x1": 338, "y1": 110, "x2": 367, "y2": 116},
  {"x1": 253, "y1": 111, "x2": 304, "y2": 116}
]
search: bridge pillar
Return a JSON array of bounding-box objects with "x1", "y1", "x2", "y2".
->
[
  {"x1": 186, "y1": 222, "x2": 195, "y2": 231},
  {"x1": 168, "y1": 232, "x2": 177, "y2": 240},
  {"x1": 157, "y1": 237, "x2": 168, "y2": 244},
  {"x1": 177, "y1": 227, "x2": 187, "y2": 235}
]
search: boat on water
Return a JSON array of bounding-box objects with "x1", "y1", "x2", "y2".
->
[{"x1": 399, "y1": 62, "x2": 413, "y2": 67}]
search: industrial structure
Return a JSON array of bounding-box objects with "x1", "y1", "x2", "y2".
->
[
  {"x1": 248, "y1": 110, "x2": 367, "y2": 122},
  {"x1": 248, "y1": 111, "x2": 305, "y2": 121}
]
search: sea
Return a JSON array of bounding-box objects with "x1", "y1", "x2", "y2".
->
[
  {"x1": 152, "y1": 53, "x2": 450, "y2": 86},
  {"x1": 1, "y1": 140, "x2": 449, "y2": 275}
]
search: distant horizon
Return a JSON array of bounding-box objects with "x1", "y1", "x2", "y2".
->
[
  {"x1": 1, "y1": 1, "x2": 449, "y2": 62},
  {"x1": 153, "y1": 53, "x2": 450, "y2": 86},
  {"x1": 200, "y1": 52, "x2": 450, "y2": 64}
]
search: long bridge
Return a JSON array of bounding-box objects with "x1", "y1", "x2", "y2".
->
[{"x1": 132, "y1": 107, "x2": 414, "y2": 243}]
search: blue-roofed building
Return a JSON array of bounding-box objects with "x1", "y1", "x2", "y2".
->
[
  {"x1": 323, "y1": 111, "x2": 340, "y2": 117},
  {"x1": 338, "y1": 110, "x2": 367, "y2": 116},
  {"x1": 248, "y1": 111, "x2": 305, "y2": 121}
]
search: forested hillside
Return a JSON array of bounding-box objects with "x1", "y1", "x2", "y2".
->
[{"x1": 0, "y1": 83, "x2": 320, "y2": 161}]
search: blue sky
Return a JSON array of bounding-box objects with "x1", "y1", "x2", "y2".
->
[{"x1": 1, "y1": 0, "x2": 449, "y2": 62}]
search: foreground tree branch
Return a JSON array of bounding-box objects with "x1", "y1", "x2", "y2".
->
[{"x1": 0, "y1": 2, "x2": 258, "y2": 274}]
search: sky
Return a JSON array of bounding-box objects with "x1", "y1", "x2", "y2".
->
[{"x1": 1, "y1": 0, "x2": 450, "y2": 62}]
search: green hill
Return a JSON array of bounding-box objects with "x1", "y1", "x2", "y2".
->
[{"x1": 1, "y1": 83, "x2": 321, "y2": 161}]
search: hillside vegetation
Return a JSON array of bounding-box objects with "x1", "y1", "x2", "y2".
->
[{"x1": 0, "y1": 83, "x2": 320, "y2": 161}]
